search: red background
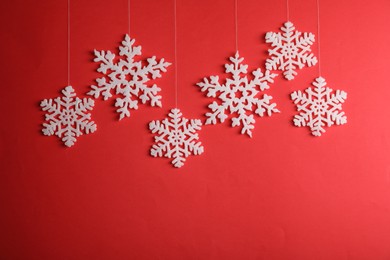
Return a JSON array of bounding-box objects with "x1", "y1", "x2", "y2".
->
[{"x1": 1, "y1": 0, "x2": 390, "y2": 259}]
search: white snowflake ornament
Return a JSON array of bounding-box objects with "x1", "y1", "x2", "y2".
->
[
  {"x1": 291, "y1": 77, "x2": 347, "y2": 136},
  {"x1": 88, "y1": 34, "x2": 171, "y2": 120},
  {"x1": 40, "y1": 86, "x2": 97, "y2": 147},
  {"x1": 149, "y1": 108, "x2": 204, "y2": 168},
  {"x1": 197, "y1": 51, "x2": 279, "y2": 137},
  {"x1": 265, "y1": 21, "x2": 317, "y2": 80}
]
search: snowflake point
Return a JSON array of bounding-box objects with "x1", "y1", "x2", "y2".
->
[{"x1": 284, "y1": 21, "x2": 294, "y2": 27}]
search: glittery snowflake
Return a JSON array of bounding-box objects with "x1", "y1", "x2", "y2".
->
[
  {"x1": 265, "y1": 21, "x2": 317, "y2": 80},
  {"x1": 149, "y1": 108, "x2": 204, "y2": 168},
  {"x1": 291, "y1": 77, "x2": 347, "y2": 136},
  {"x1": 196, "y1": 51, "x2": 279, "y2": 137},
  {"x1": 40, "y1": 86, "x2": 97, "y2": 147},
  {"x1": 88, "y1": 34, "x2": 171, "y2": 120}
]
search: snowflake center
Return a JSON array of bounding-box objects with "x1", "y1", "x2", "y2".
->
[
  {"x1": 60, "y1": 110, "x2": 77, "y2": 124},
  {"x1": 231, "y1": 88, "x2": 244, "y2": 99},
  {"x1": 120, "y1": 70, "x2": 140, "y2": 83},
  {"x1": 169, "y1": 129, "x2": 185, "y2": 145},
  {"x1": 312, "y1": 100, "x2": 328, "y2": 114},
  {"x1": 283, "y1": 43, "x2": 298, "y2": 57}
]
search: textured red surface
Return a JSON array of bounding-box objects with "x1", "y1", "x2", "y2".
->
[{"x1": 1, "y1": 0, "x2": 390, "y2": 259}]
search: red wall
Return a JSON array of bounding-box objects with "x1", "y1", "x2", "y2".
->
[{"x1": 1, "y1": 0, "x2": 390, "y2": 259}]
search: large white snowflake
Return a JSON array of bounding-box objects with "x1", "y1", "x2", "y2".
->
[
  {"x1": 196, "y1": 51, "x2": 279, "y2": 137},
  {"x1": 291, "y1": 77, "x2": 347, "y2": 136},
  {"x1": 265, "y1": 21, "x2": 317, "y2": 80},
  {"x1": 149, "y1": 108, "x2": 204, "y2": 168},
  {"x1": 88, "y1": 34, "x2": 171, "y2": 120},
  {"x1": 40, "y1": 86, "x2": 97, "y2": 147}
]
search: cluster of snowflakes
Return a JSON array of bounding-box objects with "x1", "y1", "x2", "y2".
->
[
  {"x1": 40, "y1": 22, "x2": 348, "y2": 168},
  {"x1": 264, "y1": 22, "x2": 347, "y2": 137},
  {"x1": 196, "y1": 21, "x2": 347, "y2": 140},
  {"x1": 40, "y1": 34, "x2": 170, "y2": 147}
]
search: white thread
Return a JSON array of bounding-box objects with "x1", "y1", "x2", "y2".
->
[
  {"x1": 286, "y1": 0, "x2": 290, "y2": 21},
  {"x1": 317, "y1": 0, "x2": 321, "y2": 76},
  {"x1": 67, "y1": 0, "x2": 70, "y2": 86},
  {"x1": 174, "y1": 0, "x2": 178, "y2": 108},
  {"x1": 128, "y1": 0, "x2": 130, "y2": 35},
  {"x1": 235, "y1": 0, "x2": 238, "y2": 52}
]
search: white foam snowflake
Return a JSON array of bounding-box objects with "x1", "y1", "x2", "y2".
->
[
  {"x1": 265, "y1": 21, "x2": 317, "y2": 80},
  {"x1": 40, "y1": 86, "x2": 97, "y2": 147},
  {"x1": 149, "y1": 108, "x2": 204, "y2": 168},
  {"x1": 88, "y1": 34, "x2": 171, "y2": 120},
  {"x1": 196, "y1": 51, "x2": 279, "y2": 137},
  {"x1": 291, "y1": 77, "x2": 347, "y2": 136}
]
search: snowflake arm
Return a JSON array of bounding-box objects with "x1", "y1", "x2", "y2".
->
[
  {"x1": 265, "y1": 22, "x2": 317, "y2": 80},
  {"x1": 150, "y1": 119, "x2": 172, "y2": 157},
  {"x1": 255, "y1": 94, "x2": 280, "y2": 117},
  {"x1": 197, "y1": 76, "x2": 230, "y2": 124},
  {"x1": 265, "y1": 32, "x2": 284, "y2": 70},
  {"x1": 295, "y1": 32, "x2": 317, "y2": 69},
  {"x1": 41, "y1": 86, "x2": 97, "y2": 147},
  {"x1": 149, "y1": 109, "x2": 204, "y2": 168},
  {"x1": 197, "y1": 51, "x2": 279, "y2": 137},
  {"x1": 88, "y1": 34, "x2": 171, "y2": 120},
  {"x1": 291, "y1": 77, "x2": 347, "y2": 136},
  {"x1": 41, "y1": 98, "x2": 62, "y2": 136}
]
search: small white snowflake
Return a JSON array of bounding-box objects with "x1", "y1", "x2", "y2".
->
[
  {"x1": 88, "y1": 34, "x2": 171, "y2": 120},
  {"x1": 196, "y1": 51, "x2": 279, "y2": 137},
  {"x1": 291, "y1": 77, "x2": 347, "y2": 136},
  {"x1": 40, "y1": 86, "x2": 97, "y2": 147},
  {"x1": 265, "y1": 21, "x2": 317, "y2": 80},
  {"x1": 149, "y1": 108, "x2": 204, "y2": 168}
]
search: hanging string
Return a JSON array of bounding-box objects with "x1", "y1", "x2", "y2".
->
[
  {"x1": 67, "y1": 0, "x2": 70, "y2": 86},
  {"x1": 286, "y1": 0, "x2": 290, "y2": 21},
  {"x1": 234, "y1": 0, "x2": 238, "y2": 52},
  {"x1": 174, "y1": 0, "x2": 178, "y2": 108},
  {"x1": 128, "y1": 0, "x2": 130, "y2": 35},
  {"x1": 316, "y1": 0, "x2": 321, "y2": 76}
]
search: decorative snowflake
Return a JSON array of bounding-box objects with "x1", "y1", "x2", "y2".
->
[
  {"x1": 149, "y1": 108, "x2": 204, "y2": 168},
  {"x1": 265, "y1": 21, "x2": 317, "y2": 80},
  {"x1": 196, "y1": 51, "x2": 279, "y2": 137},
  {"x1": 88, "y1": 34, "x2": 171, "y2": 120},
  {"x1": 40, "y1": 86, "x2": 97, "y2": 147},
  {"x1": 291, "y1": 77, "x2": 347, "y2": 136}
]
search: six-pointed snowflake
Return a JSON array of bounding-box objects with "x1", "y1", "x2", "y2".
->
[
  {"x1": 88, "y1": 34, "x2": 171, "y2": 120},
  {"x1": 265, "y1": 21, "x2": 317, "y2": 80},
  {"x1": 40, "y1": 86, "x2": 97, "y2": 147},
  {"x1": 149, "y1": 108, "x2": 204, "y2": 168},
  {"x1": 197, "y1": 51, "x2": 279, "y2": 137},
  {"x1": 291, "y1": 77, "x2": 347, "y2": 136}
]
